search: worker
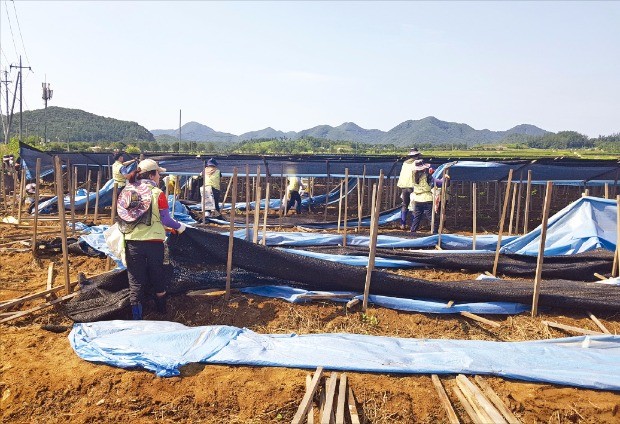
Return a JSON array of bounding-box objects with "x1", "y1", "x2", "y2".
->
[
  {"x1": 396, "y1": 148, "x2": 422, "y2": 229},
  {"x1": 162, "y1": 174, "x2": 181, "y2": 196},
  {"x1": 117, "y1": 159, "x2": 187, "y2": 320},
  {"x1": 408, "y1": 159, "x2": 448, "y2": 234},
  {"x1": 112, "y1": 151, "x2": 136, "y2": 192},
  {"x1": 200, "y1": 158, "x2": 223, "y2": 219},
  {"x1": 285, "y1": 175, "x2": 304, "y2": 215}
]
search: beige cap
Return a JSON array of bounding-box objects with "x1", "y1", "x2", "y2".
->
[{"x1": 138, "y1": 159, "x2": 166, "y2": 173}]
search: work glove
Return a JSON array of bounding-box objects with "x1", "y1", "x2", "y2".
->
[{"x1": 177, "y1": 222, "x2": 188, "y2": 234}]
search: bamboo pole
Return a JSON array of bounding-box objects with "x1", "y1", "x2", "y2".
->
[
  {"x1": 342, "y1": 168, "x2": 349, "y2": 246},
  {"x1": 226, "y1": 168, "x2": 238, "y2": 301},
  {"x1": 261, "y1": 182, "x2": 270, "y2": 246},
  {"x1": 523, "y1": 170, "x2": 532, "y2": 234},
  {"x1": 54, "y1": 156, "x2": 71, "y2": 295},
  {"x1": 436, "y1": 168, "x2": 450, "y2": 248},
  {"x1": 31, "y1": 159, "x2": 41, "y2": 258},
  {"x1": 93, "y1": 169, "x2": 102, "y2": 224},
  {"x1": 363, "y1": 170, "x2": 384, "y2": 311},
  {"x1": 531, "y1": 181, "x2": 553, "y2": 317},
  {"x1": 472, "y1": 182, "x2": 477, "y2": 250},
  {"x1": 492, "y1": 169, "x2": 514, "y2": 276}
]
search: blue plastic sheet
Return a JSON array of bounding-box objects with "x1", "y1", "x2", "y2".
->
[
  {"x1": 69, "y1": 321, "x2": 620, "y2": 390},
  {"x1": 240, "y1": 285, "x2": 529, "y2": 315},
  {"x1": 502, "y1": 197, "x2": 617, "y2": 255},
  {"x1": 277, "y1": 248, "x2": 422, "y2": 268},
  {"x1": 37, "y1": 178, "x2": 116, "y2": 213}
]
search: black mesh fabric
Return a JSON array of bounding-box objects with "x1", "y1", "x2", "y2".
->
[{"x1": 65, "y1": 227, "x2": 620, "y2": 322}]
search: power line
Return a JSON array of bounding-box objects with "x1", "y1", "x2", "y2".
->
[
  {"x1": 3, "y1": 0, "x2": 20, "y2": 59},
  {"x1": 0, "y1": 47, "x2": 10, "y2": 66},
  {"x1": 10, "y1": 0, "x2": 30, "y2": 65}
]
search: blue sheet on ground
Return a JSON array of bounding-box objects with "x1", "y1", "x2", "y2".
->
[
  {"x1": 240, "y1": 285, "x2": 529, "y2": 314},
  {"x1": 69, "y1": 321, "x2": 620, "y2": 390},
  {"x1": 276, "y1": 248, "x2": 422, "y2": 268}
]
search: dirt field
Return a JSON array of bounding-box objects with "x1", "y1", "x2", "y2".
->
[{"x1": 1, "y1": 212, "x2": 620, "y2": 423}]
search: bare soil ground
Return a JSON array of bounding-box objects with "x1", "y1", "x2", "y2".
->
[{"x1": 1, "y1": 209, "x2": 620, "y2": 423}]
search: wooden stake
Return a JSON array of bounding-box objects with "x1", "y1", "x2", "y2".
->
[
  {"x1": 508, "y1": 182, "x2": 517, "y2": 235},
  {"x1": 201, "y1": 163, "x2": 206, "y2": 224},
  {"x1": 356, "y1": 176, "x2": 362, "y2": 232},
  {"x1": 225, "y1": 168, "x2": 238, "y2": 301},
  {"x1": 252, "y1": 185, "x2": 261, "y2": 244},
  {"x1": 456, "y1": 375, "x2": 506, "y2": 424},
  {"x1": 0, "y1": 292, "x2": 78, "y2": 324},
  {"x1": 460, "y1": 311, "x2": 501, "y2": 328},
  {"x1": 337, "y1": 181, "x2": 343, "y2": 233},
  {"x1": 515, "y1": 176, "x2": 523, "y2": 233},
  {"x1": 335, "y1": 374, "x2": 347, "y2": 424},
  {"x1": 492, "y1": 169, "x2": 514, "y2": 276},
  {"x1": 436, "y1": 168, "x2": 450, "y2": 248},
  {"x1": 31, "y1": 158, "x2": 41, "y2": 258},
  {"x1": 531, "y1": 181, "x2": 553, "y2": 317},
  {"x1": 16, "y1": 167, "x2": 26, "y2": 225},
  {"x1": 343, "y1": 168, "x2": 349, "y2": 246},
  {"x1": 46, "y1": 262, "x2": 54, "y2": 290},
  {"x1": 261, "y1": 182, "x2": 270, "y2": 246},
  {"x1": 321, "y1": 372, "x2": 338, "y2": 424},
  {"x1": 93, "y1": 168, "x2": 102, "y2": 224},
  {"x1": 452, "y1": 385, "x2": 482, "y2": 424},
  {"x1": 84, "y1": 169, "x2": 92, "y2": 218},
  {"x1": 431, "y1": 375, "x2": 460, "y2": 424},
  {"x1": 347, "y1": 386, "x2": 361, "y2": 424},
  {"x1": 523, "y1": 170, "x2": 532, "y2": 234},
  {"x1": 586, "y1": 311, "x2": 611, "y2": 334},
  {"x1": 612, "y1": 195, "x2": 620, "y2": 277},
  {"x1": 246, "y1": 164, "x2": 251, "y2": 239},
  {"x1": 363, "y1": 170, "x2": 384, "y2": 311},
  {"x1": 543, "y1": 320, "x2": 603, "y2": 335},
  {"x1": 54, "y1": 156, "x2": 71, "y2": 295},
  {"x1": 472, "y1": 182, "x2": 477, "y2": 250},
  {"x1": 305, "y1": 374, "x2": 315, "y2": 424},
  {"x1": 292, "y1": 367, "x2": 324, "y2": 424}
]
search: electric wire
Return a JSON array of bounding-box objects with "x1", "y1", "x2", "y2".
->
[
  {"x1": 11, "y1": 0, "x2": 31, "y2": 66},
  {"x1": 3, "y1": 0, "x2": 20, "y2": 59}
]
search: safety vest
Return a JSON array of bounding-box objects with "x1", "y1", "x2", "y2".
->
[
  {"x1": 288, "y1": 177, "x2": 301, "y2": 192},
  {"x1": 124, "y1": 185, "x2": 166, "y2": 241},
  {"x1": 204, "y1": 168, "x2": 221, "y2": 190},
  {"x1": 412, "y1": 174, "x2": 433, "y2": 203},
  {"x1": 112, "y1": 161, "x2": 126, "y2": 187},
  {"x1": 397, "y1": 160, "x2": 416, "y2": 188}
]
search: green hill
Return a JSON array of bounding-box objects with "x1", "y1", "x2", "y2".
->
[{"x1": 1, "y1": 106, "x2": 154, "y2": 143}]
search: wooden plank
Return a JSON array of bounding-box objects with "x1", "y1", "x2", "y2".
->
[
  {"x1": 492, "y1": 169, "x2": 514, "y2": 276},
  {"x1": 452, "y1": 385, "x2": 481, "y2": 424},
  {"x1": 335, "y1": 373, "x2": 347, "y2": 424},
  {"x1": 306, "y1": 374, "x2": 314, "y2": 424},
  {"x1": 226, "y1": 168, "x2": 238, "y2": 301},
  {"x1": 586, "y1": 311, "x2": 611, "y2": 334},
  {"x1": 455, "y1": 376, "x2": 499, "y2": 424},
  {"x1": 292, "y1": 367, "x2": 324, "y2": 424},
  {"x1": 531, "y1": 181, "x2": 553, "y2": 316},
  {"x1": 431, "y1": 375, "x2": 460, "y2": 424},
  {"x1": 459, "y1": 311, "x2": 501, "y2": 328},
  {"x1": 473, "y1": 376, "x2": 520, "y2": 424},
  {"x1": 321, "y1": 373, "x2": 338, "y2": 424},
  {"x1": 346, "y1": 298, "x2": 361, "y2": 309},
  {"x1": 456, "y1": 375, "x2": 508, "y2": 424},
  {"x1": 543, "y1": 320, "x2": 603, "y2": 336},
  {"x1": 347, "y1": 386, "x2": 361, "y2": 424},
  {"x1": 186, "y1": 289, "x2": 227, "y2": 297},
  {"x1": 47, "y1": 262, "x2": 54, "y2": 290},
  {"x1": 0, "y1": 292, "x2": 78, "y2": 324}
]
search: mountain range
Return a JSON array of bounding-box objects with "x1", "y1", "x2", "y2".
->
[{"x1": 152, "y1": 116, "x2": 549, "y2": 146}]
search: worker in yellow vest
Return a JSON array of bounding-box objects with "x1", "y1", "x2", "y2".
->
[
  {"x1": 112, "y1": 152, "x2": 137, "y2": 192},
  {"x1": 396, "y1": 148, "x2": 421, "y2": 229},
  {"x1": 201, "y1": 158, "x2": 223, "y2": 219},
  {"x1": 285, "y1": 175, "x2": 304, "y2": 215},
  {"x1": 117, "y1": 159, "x2": 187, "y2": 320}
]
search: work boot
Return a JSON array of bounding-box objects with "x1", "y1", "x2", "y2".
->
[
  {"x1": 131, "y1": 303, "x2": 143, "y2": 320},
  {"x1": 154, "y1": 295, "x2": 167, "y2": 314}
]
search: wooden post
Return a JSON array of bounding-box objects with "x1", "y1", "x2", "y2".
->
[
  {"x1": 246, "y1": 164, "x2": 251, "y2": 239},
  {"x1": 226, "y1": 168, "x2": 238, "y2": 301},
  {"x1": 508, "y1": 182, "x2": 517, "y2": 235},
  {"x1": 84, "y1": 169, "x2": 92, "y2": 218},
  {"x1": 342, "y1": 168, "x2": 349, "y2": 246},
  {"x1": 93, "y1": 169, "x2": 102, "y2": 225},
  {"x1": 356, "y1": 176, "x2": 362, "y2": 232},
  {"x1": 515, "y1": 175, "x2": 523, "y2": 233},
  {"x1": 54, "y1": 156, "x2": 71, "y2": 295},
  {"x1": 363, "y1": 170, "x2": 383, "y2": 311},
  {"x1": 337, "y1": 181, "x2": 343, "y2": 233},
  {"x1": 531, "y1": 181, "x2": 553, "y2": 316},
  {"x1": 361, "y1": 164, "x2": 366, "y2": 216},
  {"x1": 252, "y1": 166, "x2": 261, "y2": 244},
  {"x1": 612, "y1": 195, "x2": 620, "y2": 277},
  {"x1": 221, "y1": 175, "x2": 233, "y2": 209},
  {"x1": 523, "y1": 170, "x2": 532, "y2": 234},
  {"x1": 261, "y1": 182, "x2": 270, "y2": 246},
  {"x1": 16, "y1": 167, "x2": 26, "y2": 225},
  {"x1": 70, "y1": 166, "x2": 77, "y2": 235},
  {"x1": 604, "y1": 183, "x2": 609, "y2": 199},
  {"x1": 323, "y1": 161, "x2": 330, "y2": 222},
  {"x1": 201, "y1": 163, "x2": 206, "y2": 224},
  {"x1": 31, "y1": 158, "x2": 41, "y2": 258},
  {"x1": 436, "y1": 168, "x2": 450, "y2": 248},
  {"x1": 472, "y1": 182, "x2": 477, "y2": 251},
  {"x1": 492, "y1": 169, "x2": 514, "y2": 276},
  {"x1": 111, "y1": 182, "x2": 118, "y2": 225}
]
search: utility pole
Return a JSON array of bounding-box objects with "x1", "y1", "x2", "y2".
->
[
  {"x1": 0, "y1": 70, "x2": 11, "y2": 143},
  {"x1": 42, "y1": 79, "x2": 53, "y2": 143},
  {"x1": 10, "y1": 56, "x2": 33, "y2": 145}
]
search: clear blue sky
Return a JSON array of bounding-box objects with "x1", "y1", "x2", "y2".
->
[{"x1": 1, "y1": 1, "x2": 619, "y2": 137}]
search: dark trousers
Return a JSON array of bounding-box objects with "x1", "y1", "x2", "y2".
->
[
  {"x1": 400, "y1": 188, "x2": 413, "y2": 226},
  {"x1": 286, "y1": 190, "x2": 302, "y2": 214},
  {"x1": 212, "y1": 188, "x2": 220, "y2": 213},
  {"x1": 126, "y1": 240, "x2": 166, "y2": 305},
  {"x1": 411, "y1": 201, "x2": 438, "y2": 233}
]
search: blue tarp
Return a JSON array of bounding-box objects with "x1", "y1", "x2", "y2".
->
[
  {"x1": 240, "y1": 285, "x2": 530, "y2": 314},
  {"x1": 37, "y1": 178, "x2": 116, "y2": 213},
  {"x1": 502, "y1": 197, "x2": 617, "y2": 255},
  {"x1": 69, "y1": 321, "x2": 620, "y2": 390}
]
